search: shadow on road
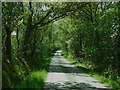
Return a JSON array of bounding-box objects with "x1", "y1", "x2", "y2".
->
[
  {"x1": 49, "y1": 64, "x2": 83, "y2": 73},
  {"x1": 44, "y1": 81, "x2": 112, "y2": 90},
  {"x1": 44, "y1": 51, "x2": 113, "y2": 90}
]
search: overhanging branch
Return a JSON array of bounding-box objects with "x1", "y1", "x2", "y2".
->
[
  {"x1": 32, "y1": 10, "x2": 51, "y2": 29},
  {"x1": 41, "y1": 13, "x2": 68, "y2": 25},
  {"x1": 33, "y1": 3, "x2": 90, "y2": 28}
]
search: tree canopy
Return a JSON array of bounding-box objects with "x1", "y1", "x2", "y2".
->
[{"x1": 2, "y1": 2, "x2": 120, "y2": 89}]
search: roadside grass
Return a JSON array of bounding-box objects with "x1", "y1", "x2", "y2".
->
[
  {"x1": 12, "y1": 70, "x2": 47, "y2": 89},
  {"x1": 62, "y1": 54, "x2": 120, "y2": 89},
  {"x1": 11, "y1": 53, "x2": 55, "y2": 89}
]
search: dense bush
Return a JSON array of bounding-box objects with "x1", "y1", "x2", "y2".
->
[{"x1": 53, "y1": 2, "x2": 120, "y2": 85}]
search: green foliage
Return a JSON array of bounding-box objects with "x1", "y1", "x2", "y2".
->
[
  {"x1": 2, "y1": 2, "x2": 120, "y2": 89},
  {"x1": 62, "y1": 52, "x2": 120, "y2": 89},
  {"x1": 12, "y1": 52, "x2": 54, "y2": 88},
  {"x1": 12, "y1": 70, "x2": 47, "y2": 88},
  {"x1": 53, "y1": 2, "x2": 120, "y2": 89},
  {"x1": 2, "y1": 2, "x2": 59, "y2": 88}
]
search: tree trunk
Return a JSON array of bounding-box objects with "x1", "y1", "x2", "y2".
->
[
  {"x1": 31, "y1": 30, "x2": 36, "y2": 62},
  {"x1": 16, "y1": 27, "x2": 19, "y2": 49},
  {"x1": 80, "y1": 37, "x2": 82, "y2": 52},
  {"x1": 117, "y1": 2, "x2": 120, "y2": 76},
  {"x1": 5, "y1": 27, "x2": 11, "y2": 63},
  {"x1": 22, "y1": 2, "x2": 33, "y2": 57}
]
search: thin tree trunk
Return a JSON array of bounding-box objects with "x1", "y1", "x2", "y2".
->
[
  {"x1": 31, "y1": 30, "x2": 36, "y2": 61},
  {"x1": 5, "y1": 27, "x2": 11, "y2": 63},
  {"x1": 17, "y1": 56, "x2": 30, "y2": 73},
  {"x1": 117, "y1": 2, "x2": 120, "y2": 76},
  {"x1": 16, "y1": 27, "x2": 19, "y2": 49}
]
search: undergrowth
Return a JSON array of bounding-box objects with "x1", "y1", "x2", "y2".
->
[
  {"x1": 61, "y1": 51, "x2": 120, "y2": 90},
  {"x1": 11, "y1": 53, "x2": 55, "y2": 89}
]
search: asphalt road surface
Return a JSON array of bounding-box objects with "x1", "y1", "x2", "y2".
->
[{"x1": 44, "y1": 51, "x2": 113, "y2": 90}]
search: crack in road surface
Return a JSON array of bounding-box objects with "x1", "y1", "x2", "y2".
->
[{"x1": 44, "y1": 51, "x2": 113, "y2": 90}]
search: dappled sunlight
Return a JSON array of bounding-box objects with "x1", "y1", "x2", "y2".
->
[
  {"x1": 2, "y1": 2, "x2": 119, "y2": 89},
  {"x1": 44, "y1": 51, "x2": 113, "y2": 89},
  {"x1": 15, "y1": 70, "x2": 47, "y2": 88},
  {"x1": 45, "y1": 81, "x2": 111, "y2": 90}
]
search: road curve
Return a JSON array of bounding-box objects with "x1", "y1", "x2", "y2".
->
[{"x1": 44, "y1": 51, "x2": 113, "y2": 90}]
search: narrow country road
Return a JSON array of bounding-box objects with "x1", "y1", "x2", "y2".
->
[{"x1": 44, "y1": 51, "x2": 113, "y2": 90}]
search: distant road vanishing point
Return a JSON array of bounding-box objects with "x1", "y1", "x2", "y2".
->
[{"x1": 44, "y1": 51, "x2": 113, "y2": 90}]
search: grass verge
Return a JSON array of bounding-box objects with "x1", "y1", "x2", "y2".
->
[
  {"x1": 11, "y1": 53, "x2": 55, "y2": 89},
  {"x1": 13, "y1": 70, "x2": 47, "y2": 89},
  {"x1": 62, "y1": 53, "x2": 120, "y2": 90}
]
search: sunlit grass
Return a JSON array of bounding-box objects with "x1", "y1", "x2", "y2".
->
[
  {"x1": 87, "y1": 71, "x2": 119, "y2": 89},
  {"x1": 62, "y1": 53, "x2": 120, "y2": 89},
  {"x1": 12, "y1": 53, "x2": 55, "y2": 89},
  {"x1": 13, "y1": 70, "x2": 47, "y2": 89}
]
